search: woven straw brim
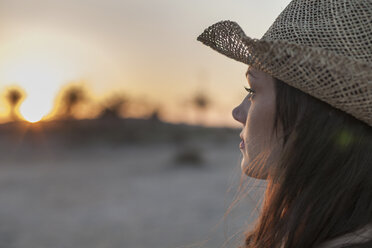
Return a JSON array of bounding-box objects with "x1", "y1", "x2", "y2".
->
[{"x1": 197, "y1": 21, "x2": 372, "y2": 127}]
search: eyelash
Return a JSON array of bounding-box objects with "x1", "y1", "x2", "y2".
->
[{"x1": 244, "y1": 86, "x2": 255, "y2": 97}]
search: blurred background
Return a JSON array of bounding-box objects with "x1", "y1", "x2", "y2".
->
[{"x1": 0, "y1": 0, "x2": 290, "y2": 247}]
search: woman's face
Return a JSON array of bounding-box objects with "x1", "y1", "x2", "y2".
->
[{"x1": 232, "y1": 67, "x2": 283, "y2": 179}]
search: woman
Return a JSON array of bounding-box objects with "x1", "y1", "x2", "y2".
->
[{"x1": 197, "y1": 0, "x2": 372, "y2": 248}]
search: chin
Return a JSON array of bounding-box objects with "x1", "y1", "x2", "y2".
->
[{"x1": 241, "y1": 160, "x2": 269, "y2": 180}]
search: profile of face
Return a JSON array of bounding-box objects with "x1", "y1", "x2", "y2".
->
[{"x1": 232, "y1": 67, "x2": 283, "y2": 179}]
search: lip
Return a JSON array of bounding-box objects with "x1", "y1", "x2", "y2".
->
[
  {"x1": 239, "y1": 133, "x2": 245, "y2": 149},
  {"x1": 239, "y1": 140, "x2": 245, "y2": 149}
]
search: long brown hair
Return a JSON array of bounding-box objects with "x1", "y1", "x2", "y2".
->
[{"x1": 243, "y1": 78, "x2": 372, "y2": 248}]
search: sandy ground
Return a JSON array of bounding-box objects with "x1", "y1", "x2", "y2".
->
[{"x1": 0, "y1": 140, "x2": 267, "y2": 248}]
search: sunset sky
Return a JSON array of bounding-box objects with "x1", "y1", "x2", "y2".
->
[{"x1": 0, "y1": 0, "x2": 291, "y2": 126}]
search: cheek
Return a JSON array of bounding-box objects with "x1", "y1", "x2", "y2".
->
[
  {"x1": 241, "y1": 103, "x2": 277, "y2": 179},
  {"x1": 244, "y1": 100, "x2": 276, "y2": 154}
]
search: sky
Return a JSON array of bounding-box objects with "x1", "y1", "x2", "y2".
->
[{"x1": 0, "y1": 0, "x2": 291, "y2": 126}]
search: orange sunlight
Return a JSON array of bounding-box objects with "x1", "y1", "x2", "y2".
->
[
  {"x1": 5, "y1": 59, "x2": 63, "y2": 122},
  {"x1": 0, "y1": 27, "x2": 123, "y2": 123},
  {"x1": 19, "y1": 99, "x2": 44, "y2": 123}
]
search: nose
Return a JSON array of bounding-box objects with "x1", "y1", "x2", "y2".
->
[{"x1": 232, "y1": 97, "x2": 249, "y2": 124}]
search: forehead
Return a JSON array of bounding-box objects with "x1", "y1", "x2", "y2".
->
[
  {"x1": 245, "y1": 66, "x2": 260, "y2": 78},
  {"x1": 245, "y1": 67, "x2": 275, "y2": 89},
  {"x1": 245, "y1": 67, "x2": 258, "y2": 87}
]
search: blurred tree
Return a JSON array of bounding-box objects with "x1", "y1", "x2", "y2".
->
[
  {"x1": 60, "y1": 85, "x2": 87, "y2": 119},
  {"x1": 99, "y1": 94, "x2": 128, "y2": 120},
  {"x1": 148, "y1": 107, "x2": 162, "y2": 122},
  {"x1": 149, "y1": 109, "x2": 159, "y2": 121},
  {"x1": 192, "y1": 92, "x2": 210, "y2": 125},
  {"x1": 5, "y1": 87, "x2": 25, "y2": 121}
]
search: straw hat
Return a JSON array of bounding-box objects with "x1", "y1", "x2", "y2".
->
[{"x1": 197, "y1": 0, "x2": 372, "y2": 127}]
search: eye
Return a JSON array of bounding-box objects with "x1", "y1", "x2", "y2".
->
[{"x1": 244, "y1": 86, "x2": 255, "y2": 98}]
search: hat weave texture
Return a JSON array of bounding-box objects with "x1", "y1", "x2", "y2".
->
[{"x1": 197, "y1": 0, "x2": 372, "y2": 127}]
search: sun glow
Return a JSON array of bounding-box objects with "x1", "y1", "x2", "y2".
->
[
  {"x1": 0, "y1": 58, "x2": 68, "y2": 122},
  {"x1": 0, "y1": 30, "x2": 81, "y2": 121},
  {"x1": 0, "y1": 27, "x2": 122, "y2": 122},
  {"x1": 19, "y1": 98, "x2": 45, "y2": 123}
]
